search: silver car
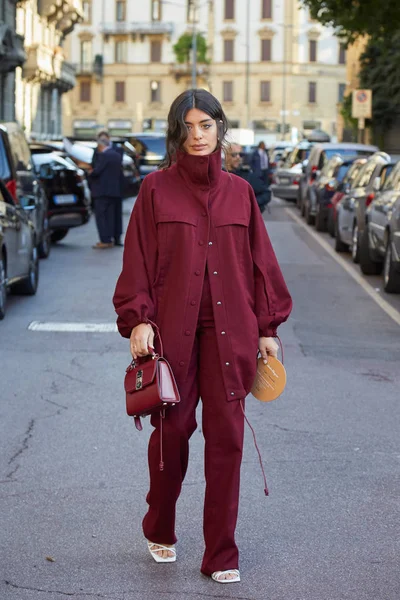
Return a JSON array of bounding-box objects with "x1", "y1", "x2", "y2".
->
[{"x1": 271, "y1": 142, "x2": 312, "y2": 201}]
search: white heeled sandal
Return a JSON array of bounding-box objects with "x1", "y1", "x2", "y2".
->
[
  {"x1": 147, "y1": 540, "x2": 176, "y2": 563},
  {"x1": 211, "y1": 569, "x2": 241, "y2": 583}
]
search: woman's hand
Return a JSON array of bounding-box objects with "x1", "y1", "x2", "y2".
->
[
  {"x1": 259, "y1": 337, "x2": 279, "y2": 364},
  {"x1": 130, "y1": 323, "x2": 155, "y2": 360}
]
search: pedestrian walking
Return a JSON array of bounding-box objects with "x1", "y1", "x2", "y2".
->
[
  {"x1": 113, "y1": 89, "x2": 292, "y2": 583},
  {"x1": 225, "y1": 143, "x2": 271, "y2": 212},
  {"x1": 90, "y1": 133, "x2": 123, "y2": 249},
  {"x1": 251, "y1": 141, "x2": 270, "y2": 183}
]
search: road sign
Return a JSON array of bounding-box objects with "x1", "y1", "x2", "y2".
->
[{"x1": 352, "y1": 89, "x2": 372, "y2": 119}]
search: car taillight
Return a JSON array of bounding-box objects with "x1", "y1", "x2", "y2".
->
[
  {"x1": 293, "y1": 179, "x2": 300, "y2": 185},
  {"x1": 311, "y1": 165, "x2": 318, "y2": 172},
  {"x1": 6, "y1": 179, "x2": 17, "y2": 202},
  {"x1": 366, "y1": 192, "x2": 375, "y2": 207},
  {"x1": 270, "y1": 162, "x2": 276, "y2": 168}
]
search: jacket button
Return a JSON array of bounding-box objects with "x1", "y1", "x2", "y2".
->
[
  {"x1": 198, "y1": 241, "x2": 204, "y2": 246},
  {"x1": 195, "y1": 270, "x2": 201, "y2": 276},
  {"x1": 221, "y1": 331, "x2": 226, "y2": 335},
  {"x1": 217, "y1": 301, "x2": 222, "y2": 305},
  {"x1": 213, "y1": 271, "x2": 218, "y2": 275},
  {"x1": 190, "y1": 300, "x2": 196, "y2": 306},
  {"x1": 208, "y1": 241, "x2": 213, "y2": 246},
  {"x1": 179, "y1": 361, "x2": 185, "y2": 367},
  {"x1": 230, "y1": 392, "x2": 235, "y2": 396},
  {"x1": 226, "y1": 362, "x2": 230, "y2": 366},
  {"x1": 185, "y1": 330, "x2": 191, "y2": 336}
]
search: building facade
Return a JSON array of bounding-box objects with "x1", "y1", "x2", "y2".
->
[
  {"x1": 0, "y1": 0, "x2": 26, "y2": 121},
  {"x1": 64, "y1": 0, "x2": 347, "y2": 141},
  {"x1": 13, "y1": 0, "x2": 83, "y2": 138}
]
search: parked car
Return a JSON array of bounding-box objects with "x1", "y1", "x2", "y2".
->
[
  {"x1": 29, "y1": 145, "x2": 91, "y2": 243},
  {"x1": 271, "y1": 142, "x2": 312, "y2": 202},
  {"x1": 268, "y1": 143, "x2": 294, "y2": 181},
  {"x1": 335, "y1": 152, "x2": 393, "y2": 261},
  {"x1": 0, "y1": 180, "x2": 39, "y2": 320},
  {"x1": 328, "y1": 157, "x2": 368, "y2": 237},
  {"x1": 298, "y1": 142, "x2": 378, "y2": 220},
  {"x1": 361, "y1": 161, "x2": 400, "y2": 291},
  {"x1": 0, "y1": 122, "x2": 51, "y2": 258},
  {"x1": 312, "y1": 156, "x2": 358, "y2": 231},
  {"x1": 125, "y1": 133, "x2": 166, "y2": 179}
]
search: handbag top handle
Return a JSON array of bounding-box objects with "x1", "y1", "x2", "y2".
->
[{"x1": 148, "y1": 319, "x2": 164, "y2": 356}]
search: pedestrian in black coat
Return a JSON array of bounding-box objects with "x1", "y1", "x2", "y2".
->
[
  {"x1": 89, "y1": 136, "x2": 123, "y2": 249},
  {"x1": 226, "y1": 144, "x2": 271, "y2": 212}
]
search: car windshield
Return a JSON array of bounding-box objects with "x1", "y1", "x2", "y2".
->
[
  {"x1": 381, "y1": 164, "x2": 400, "y2": 191},
  {"x1": 336, "y1": 164, "x2": 350, "y2": 182},
  {"x1": 344, "y1": 161, "x2": 364, "y2": 185},
  {"x1": 284, "y1": 147, "x2": 310, "y2": 167},
  {"x1": 325, "y1": 148, "x2": 373, "y2": 159},
  {"x1": 0, "y1": 135, "x2": 11, "y2": 179},
  {"x1": 353, "y1": 161, "x2": 377, "y2": 188},
  {"x1": 134, "y1": 136, "x2": 166, "y2": 156}
]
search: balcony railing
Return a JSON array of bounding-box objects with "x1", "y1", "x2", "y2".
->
[
  {"x1": 59, "y1": 60, "x2": 76, "y2": 89},
  {"x1": 23, "y1": 44, "x2": 54, "y2": 80},
  {"x1": 100, "y1": 21, "x2": 174, "y2": 36},
  {"x1": 170, "y1": 63, "x2": 210, "y2": 81}
]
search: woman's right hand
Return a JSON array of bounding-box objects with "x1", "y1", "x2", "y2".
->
[{"x1": 130, "y1": 323, "x2": 155, "y2": 360}]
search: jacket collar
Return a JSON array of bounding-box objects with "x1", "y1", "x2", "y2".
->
[{"x1": 175, "y1": 149, "x2": 222, "y2": 188}]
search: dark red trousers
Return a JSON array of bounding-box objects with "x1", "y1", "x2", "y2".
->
[{"x1": 142, "y1": 274, "x2": 245, "y2": 575}]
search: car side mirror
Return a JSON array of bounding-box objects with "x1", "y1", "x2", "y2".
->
[{"x1": 373, "y1": 176, "x2": 381, "y2": 192}]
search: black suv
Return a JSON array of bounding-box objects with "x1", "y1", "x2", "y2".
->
[{"x1": 0, "y1": 123, "x2": 51, "y2": 258}]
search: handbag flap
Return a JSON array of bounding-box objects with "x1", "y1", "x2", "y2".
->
[{"x1": 124, "y1": 358, "x2": 157, "y2": 394}]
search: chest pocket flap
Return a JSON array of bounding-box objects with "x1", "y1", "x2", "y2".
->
[
  {"x1": 213, "y1": 214, "x2": 250, "y2": 227},
  {"x1": 156, "y1": 213, "x2": 198, "y2": 226}
]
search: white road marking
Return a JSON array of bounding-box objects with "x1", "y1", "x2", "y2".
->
[
  {"x1": 285, "y1": 207, "x2": 400, "y2": 328},
  {"x1": 28, "y1": 322, "x2": 118, "y2": 333}
]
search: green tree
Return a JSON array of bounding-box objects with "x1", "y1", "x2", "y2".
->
[
  {"x1": 173, "y1": 32, "x2": 209, "y2": 65},
  {"x1": 300, "y1": 0, "x2": 400, "y2": 42},
  {"x1": 357, "y1": 33, "x2": 400, "y2": 145}
]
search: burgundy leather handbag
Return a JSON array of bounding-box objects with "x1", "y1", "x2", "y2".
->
[{"x1": 124, "y1": 322, "x2": 180, "y2": 470}]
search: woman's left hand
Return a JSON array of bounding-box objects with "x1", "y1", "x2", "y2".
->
[{"x1": 259, "y1": 337, "x2": 279, "y2": 364}]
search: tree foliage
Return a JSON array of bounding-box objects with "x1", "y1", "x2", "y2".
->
[
  {"x1": 173, "y1": 33, "x2": 208, "y2": 65},
  {"x1": 300, "y1": 0, "x2": 400, "y2": 42},
  {"x1": 357, "y1": 33, "x2": 400, "y2": 141}
]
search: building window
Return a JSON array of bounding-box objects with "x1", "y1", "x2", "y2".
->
[
  {"x1": 80, "y1": 40, "x2": 92, "y2": 69},
  {"x1": 260, "y1": 81, "x2": 271, "y2": 102},
  {"x1": 309, "y1": 40, "x2": 317, "y2": 62},
  {"x1": 223, "y1": 39, "x2": 234, "y2": 62},
  {"x1": 338, "y1": 83, "x2": 346, "y2": 102},
  {"x1": 150, "y1": 80, "x2": 161, "y2": 103},
  {"x1": 115, "y1": 81, "x2": 125, "y2": 102},
  {"x1": 223, "y1": 81, "x2": 233, "y2": 102},
  {"x1": 151, "y1": 40, "x2": 162, "y2": 62},
  {"x1": 339, "y1": 43, "x2": 346, "y2": 64},
  {"x1": 308, "y1": 81, "x2": 317, "y2": 104},
  {"x1": 116, "y1": 1, "x2": 126, "y2": 21},
  {"x1": 224, "y1": 0, "x2": 234, "y2": 20},
  {"x1": 115, "y1": 40, "x2": 126, "y2": 63},
  {"x1": 80, "y1": 81, "x2": 91, "y2": 102},
  {"x1": 152, "y1": 0, "x2": 161, "y2": 20},
  {"x1": 261, "y1": 39, "x2": 271, "y2": 62},
  {"x1": 82, "y1": 1, "x2": 91, "y2": 22},
  {"x1": 262, "y1": 0, "x2": 272, "y2": 19}
]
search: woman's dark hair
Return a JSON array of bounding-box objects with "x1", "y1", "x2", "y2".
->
[{"x1": 160, "y1": 89, "x2": 230, "y2": 168}]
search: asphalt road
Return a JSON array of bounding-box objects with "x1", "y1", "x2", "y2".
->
[{"x1": 1, "y1": 197, "x2": 399, "y2": 600}]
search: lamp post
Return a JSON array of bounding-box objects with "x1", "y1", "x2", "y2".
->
[
  {"x1": 191, "y1": 3, "x2": 197, "y2": 89},
  {"x1": 245, "y1": 0, "x2": 250, "y2": 128}
]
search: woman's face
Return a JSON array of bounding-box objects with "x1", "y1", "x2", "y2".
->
[{"x1": 182, "y1": 108, "x2": 218, "y2": 156}]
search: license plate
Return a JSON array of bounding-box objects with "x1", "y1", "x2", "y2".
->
[
  {"x1": 279, "y1": 178, "x2": 290, "y2": 185},
  {"x1": 53, "y1": 194, "x2": 77, "y2": 205}
]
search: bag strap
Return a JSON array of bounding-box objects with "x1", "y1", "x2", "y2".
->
[{"x1": 148, "y1": 319, "x2": 164, "y2": 357}]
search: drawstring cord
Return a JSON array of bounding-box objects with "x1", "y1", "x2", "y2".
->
[
  {"x1": 159, "y1": 409, "x2": 165, "y2": 471},
  {"x1": 240, "y1": 400, "x2": 269, "y2": 496},
  {"x1": 241, "y1": 334, "x2": 285, "y2": 497}
]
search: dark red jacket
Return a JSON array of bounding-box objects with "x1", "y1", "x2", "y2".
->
[{"x1": 113, "y1": 150, "x2": 292, "y2": 401}]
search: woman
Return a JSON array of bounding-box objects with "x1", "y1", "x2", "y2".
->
[{"x1": 113, "y1": 89, "x2": 292, "y2": 584}]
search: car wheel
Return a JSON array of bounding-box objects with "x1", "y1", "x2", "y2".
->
[
  {"x1": 38, "y1": 216, "x2": 51, "y2": 259},
  {"x1": 51, "y1": 228, "x2": 69, "y2": 243},
  {"x1": 351, "y1": 223, "x2": 360, "y2": 264},
  {"x1": 0, "y1": 255, "x2": 7, "y2": 320},
  {"x1": 327, "y1": 208, "x2": 335, "y2": 237},
  {"x1": 383, "y1": 235, "x2": 400, "y2": 293},
  {"x1": 315, "y1": 203, "x2": 326, "y2": 232},
  {"x1": 11, "y1": 245, "x2": 39, "y2": 296},
  {"x1": 334, "y1": 218, "x2": 348, "y2": 253},
  {"x1": 305, "y1": 199, "x2": 315, "y2": 225},
  {"x1": 359, "y1": 225, "x2": 382, "y2": 275}
]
